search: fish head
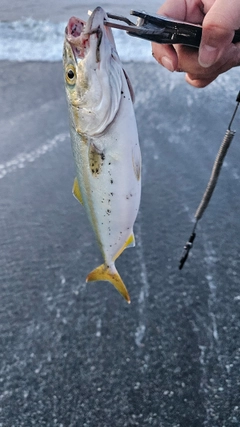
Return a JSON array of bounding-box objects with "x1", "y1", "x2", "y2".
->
[{"x1": 63, "y1": 7, "x2": 123, "y2": 136}]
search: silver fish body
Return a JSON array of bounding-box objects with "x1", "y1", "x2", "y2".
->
[{"x1": 63, "y1": 7, "x2": 141, "y2": 302}]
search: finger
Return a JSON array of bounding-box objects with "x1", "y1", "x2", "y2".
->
[
  {"x1": 199, "y1": 0, "x2": 240, "y2": 67},
  {"x1": 156, "y1": 0, "x2": 187, "y2": 21},
  {"x1": 185, "y1": 43, "x2": 240, "y2": 87},
  {"x1": 151, "y1": 42, "x2": 177, "y2": 71},
  {"x1": 151, "y1": 0, "x2": 187, "y2": 71},
  {"x1": 185, "y1": 73, "x2": 215, "y2": 88},
  {"x1": 174, "y1": 45, "x2": 200, "y2": 72},
  {"x1": 152, "y1": 0, "x2": 205, "y2": 71},
  {"x1": 159, "y1": 0, "x2": 205, "y2": 23}
]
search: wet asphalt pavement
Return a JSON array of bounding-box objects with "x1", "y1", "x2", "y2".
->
[{"x1": 1, "y1": 60, "x2": 240, "y2": 426}]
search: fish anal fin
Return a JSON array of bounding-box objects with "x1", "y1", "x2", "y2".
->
[
  {"x1": 72, "y1": 177, "x2": 83, "y2": 205},
  {"x1": 86, "y1": 263, "x2": 130, "y2": 303},
  {"x1": 126, "y1": 232, "x2": 135, "y2": 248},
  {"x1": 113, "y1": 232, "x2": 135, "y2": 262}
]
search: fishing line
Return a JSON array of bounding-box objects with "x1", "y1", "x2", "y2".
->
[{"x1": 179, "y1": 90, "x2": 240, "y2": 270}]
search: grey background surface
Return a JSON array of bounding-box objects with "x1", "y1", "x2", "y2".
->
[
  {"x1": 1, "y1": 1, "x2": 240, "y2": 426},
  {"x1": 1, "y1": 59, "x2": 240, "y2": 426}
]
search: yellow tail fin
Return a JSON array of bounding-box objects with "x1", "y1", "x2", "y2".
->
[{"x1": 86, "y1": 263, "x2": 130, "y2": 303}]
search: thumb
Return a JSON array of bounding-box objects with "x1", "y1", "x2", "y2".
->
[{"x1": 199, "y1": 0, "x2": 240, "y2": 67}]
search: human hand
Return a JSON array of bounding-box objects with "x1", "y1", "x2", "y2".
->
[{"x1": 152, "y1": 0, "x2": 240, "y2": 87}]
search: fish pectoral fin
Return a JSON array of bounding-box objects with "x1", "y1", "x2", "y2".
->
[
  {"x1": 123, "y1": 68, "x2": 135, "y2": 103},
  {"x1": 72, "y1": 177, "x2": 83, "y2": 205},
  {"x1": 113, "y1": 232, "x2": 135, "y2": 262},
  {"x1": 86, "y1": 263, "x2": 130, "y2": 303}
]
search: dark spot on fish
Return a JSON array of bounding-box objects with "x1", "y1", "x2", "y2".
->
[
  {"x1": 126, "y1": 193, "x2": 133, "y2": 198},
  {"x1": 121, "y1": 91, "x2": 124, "y2": 94},
  {"x1": 89, "y1": 144, "x2": 105, "y2": 177},
  {"x1": 108, "y1": 162, "x2": 111, "y2": 166},
  {"x1": 110, "y1": 179, "x2": 113, "y2": 184},
  {"x1": 107, "y1": 209, "x2": 111, "y2": 215},
  {"x1": 110, "y1": 192, "x2": 113, "y2": 196}
]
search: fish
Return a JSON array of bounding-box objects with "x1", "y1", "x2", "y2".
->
[{"x1": 63, "y1": 6, "x2": 141, "y2": 303}]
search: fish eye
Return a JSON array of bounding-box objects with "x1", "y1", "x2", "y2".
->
[
  {"x1": 68, "y1": 70, "x2": 74, "y2": 79},
  {"x1": 65, "y1": 64, "x2": 76, "y2": 85}
]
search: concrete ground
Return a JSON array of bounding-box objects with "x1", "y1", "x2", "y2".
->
[{"x1": 0, "y1": 56, "x2": 240, "y2": 426}]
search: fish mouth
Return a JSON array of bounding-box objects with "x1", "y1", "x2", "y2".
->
[{"x1": 65, "y1": 7, "x2": 108, "y2": 62}]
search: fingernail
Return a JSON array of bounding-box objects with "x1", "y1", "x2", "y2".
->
[
  {"x1": 199, "y1": 45, "x2": 219, "y2": 68},
  {"x1": 161, "y1": 56, "x2": 175, "y2": 72}
]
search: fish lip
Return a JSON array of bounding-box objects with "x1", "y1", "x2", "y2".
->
[
  {"x1": 65, "y1": 7, "x2": 107, "y2": 61},
  {"x1": 65, "y1": 16, "x2": 87, "y2": 61},
  {"x1": 83, "y1": 6, "x2": 107, "y2": 35}
]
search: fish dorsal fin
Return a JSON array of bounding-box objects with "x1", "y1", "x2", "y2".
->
[
  {"x1": 72, "y1": 177, "x2": 83, "y2": 205},
  {"x1": 123, "y1": 68, "x2": 135, "y2": 103}
]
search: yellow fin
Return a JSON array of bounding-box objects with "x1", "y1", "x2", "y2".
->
[
  {"x1": 86, "y1": 263, "x2": 130, "y2": 303},
  {"x1": 113, "y1": 232, "x2": 135, "y2": 262},
  {"x1": 72, "y1": 177, "x2": 83, "y2": 205},
  {"x1": 126, "y1": 232, "x2": 135, "y2": 248}
]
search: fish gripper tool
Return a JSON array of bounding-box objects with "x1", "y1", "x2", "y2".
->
[{"x1": 105, "y1": 10, "x2": 240, "y2": 48}]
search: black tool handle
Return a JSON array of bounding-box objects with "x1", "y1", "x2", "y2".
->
[{"x1": 130, "y1": 10, "x2": 240, "y2": 48}]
